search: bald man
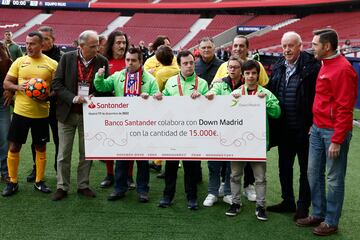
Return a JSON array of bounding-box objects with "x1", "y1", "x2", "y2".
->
[{"x1": 267, "y1": 31, "x2": 321, "y2": 220}]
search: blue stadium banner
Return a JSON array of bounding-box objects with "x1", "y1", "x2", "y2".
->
[
  {"x1": 237, "y1": 26, "x2": 267, "y2": 34},
  {"x1": 0, "y1": 0, "x2": 89, "y2": 8}
]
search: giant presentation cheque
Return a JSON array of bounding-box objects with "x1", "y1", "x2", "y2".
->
[{"x1": 83, "y1": 95, "x2": 266, "y2": 161}]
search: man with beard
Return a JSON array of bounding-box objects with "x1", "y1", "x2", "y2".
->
[
  {"x1": 296, "y1": 28, "x2": 358, "y2": 236},
  {"x1": 99, "y1": 30, "x2": 130, "y2": 189},
  {"x1": 2, "y1": 32, "x2": 57, "y2": 196},
  {"x1": 104, "y1": 31, "x2": 128, "y2": 75}
]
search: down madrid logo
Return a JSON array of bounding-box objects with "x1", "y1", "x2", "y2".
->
[{"x1": 88, "y1": 100, "x2": 96, "y2": 109}]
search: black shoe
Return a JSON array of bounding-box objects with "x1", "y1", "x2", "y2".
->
[
  {"x1": 187, "y1": 199, "x2": 199, "y2": 210},
  {"x1": 267, "y1": 201, "x2": 296, "y2": 213},
  {"x1": 2, "y1": 182, "x2": 19, "y2": 197},
  {"x1": 27, "y1": 168, "x2": 36, "y2": 183},
  {"x1": 149, "y1": 162, "x2": 161, "y2": 172},
  {"x1": 256, "y1": 206, "x2": 268, "y2": 221},
  {"x1": 107, "y1": 191, "x2": 125, "y2": 201},
  {"x1": 294, "y1": 208, "x2": 309, "y2": 221},
  {"x1": 156, "y1": 172, "x2": 165, "y2": 179},
  {"x1": 100, "y1": 174, "x2": 114, "y2": 188},
  {"x1": 226, "y1": 203, "x2": 241, "y2": 216},
  {"x1": 34, "y1": 181, "x2": 52, "y2": 193},
  {"x1": 138, "y1": 193, "x2": 149, "y2": 203},
  {"x1": 158, "y1": 197, "x2": 172, "y2": 208}
]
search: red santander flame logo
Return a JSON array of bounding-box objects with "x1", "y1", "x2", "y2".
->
[{"x1": 88, "y1": 101, "x2": 96, "y2": 109}]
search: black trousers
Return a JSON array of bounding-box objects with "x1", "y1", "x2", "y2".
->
[
  {"x1": 243, "y1": 163, "x2": 255, "y2": 187},
  {"x1": 277, "y1": 129, "x2": 311, "y2": 210},
  {"x1": 163, "y1": 160, "x2": 200, "y2": 201}
]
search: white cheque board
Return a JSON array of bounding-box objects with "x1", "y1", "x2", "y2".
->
[{"x1": 83, "y1": 95, "x2": 266, "y2": 161}]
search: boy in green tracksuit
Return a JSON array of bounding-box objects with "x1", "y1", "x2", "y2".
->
[
  {"x1": 225, "y1": 60, "x2": 281, "y2": 221},
  {"x1": 94, "y1": 47, "x2": 161, "y2": 203},
  {"x1": 203, "y1": 56, "x2": 244, "y2": 208},
  {"x1": 159, "y1": 50, "x2": 208, "y2": 210}
]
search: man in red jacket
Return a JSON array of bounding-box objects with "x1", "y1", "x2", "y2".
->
[{"x1": 296, "y1": 29, "x2": 358, "y2": 236}]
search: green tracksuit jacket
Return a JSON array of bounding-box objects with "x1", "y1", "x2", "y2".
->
[
  {"x1": 94, "y1": 68, "x2": 159, "y2": 96},
  {"x1": 162, "y1": 72, "x2": 208, "y2": 96}
]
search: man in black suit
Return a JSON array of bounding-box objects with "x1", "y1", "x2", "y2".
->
[
  {"x1": 52, "y1": 30, "x2": 110, "y2": 201},
  {"x1": 267, "y1": 31, "x2": 320, "y2": 220}
]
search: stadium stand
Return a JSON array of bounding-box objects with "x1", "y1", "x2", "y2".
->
[
  {"x1": 119, "y1": 26, "x2": 189, "y2": 47},
  {"x1": 249, "y1": 11, "x2": 360, "y2": 52},
  {"x1": 43, "y1": 10, "x2": 119, "y2": 26},
  {"x1": 205, "y1": 14, "x2": 254, "y2": 30},
  {"x1": 244, "y1": 14, "x2": 295, "y2": 26},
  {"x1": 2, "y1": 7, "x2": 359, "y2": 53},
  {"x1": 14, "y1": 10, "x2": 119, "y2": 45},
  {"x1": 184, "y1": 14, "x2": 295, "y2": 49},
  {"x1": 119, "y1": 13, "x2": 200, "y2": 46},
  {"x1": 184, "y1": 15, "x2": 254, "y2": 49},
  {"x1": 124, "y1": 13, "x2": 200, "y2": 29},
  {"x1": 0, "y1": 9, "x2": 41, "y2": 37},
  {"x1": 17, "y1": 24, "x2": 106, "y2": 45}
]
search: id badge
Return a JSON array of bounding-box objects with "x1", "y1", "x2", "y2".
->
[{"x1": 78, "y1": 84, "x2": 89, "y2": 97}]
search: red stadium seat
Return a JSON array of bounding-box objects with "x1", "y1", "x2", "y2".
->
[
  {"x1": 0, "y1": 9, "x2": 41, "y2": 37},
  {"x1": 249, "y1": 11, "x2": 360, "y2": 53},
  {"x1": 13, "y1": 10, "x2": 120, "y2": 45}
]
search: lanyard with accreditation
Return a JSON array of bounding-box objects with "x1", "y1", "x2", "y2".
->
[
  {"x1": 177, "y1": 74, "x2": 198, "y2": 96},
  {"x1": 77, "y1": 58, "x2": 94, "y2": 97}
]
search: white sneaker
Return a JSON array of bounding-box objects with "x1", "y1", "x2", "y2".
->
[
  {"x1": 203, "y1": 194, "x2": 218, "y2": 207},
  {"x1": 243, "y1": 184, "x2": 256, "y2": 202},
  {"x1": 218, "y1": 182, "x2": 225, "y2": 197},
  {"x1": 223, "y1": 195, "x2": 232, "y2": 205}
]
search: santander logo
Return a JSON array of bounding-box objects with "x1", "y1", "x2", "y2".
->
[
  {"x1": 87, "y1": 101, "x2": 129, "y2": 109},
  {"x1": 88, "y1": 101, "x2": 96, "y2": 109}
]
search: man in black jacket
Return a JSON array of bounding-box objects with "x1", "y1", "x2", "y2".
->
[
  {"x1": 52, "y1": 30, "x2": 110, "y2": 201},
  {"x1": 195, "y1": 37, "x2": 224, "y2": 86},
  {"x1": 27, "y1": 26, "x2": 63, "y2": 182},
  {"x1": 267, "y1": 32, "x2": 321, "y2": 220}
]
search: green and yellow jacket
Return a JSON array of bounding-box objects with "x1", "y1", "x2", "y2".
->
[{"x1": 162, "y1": 72, "x2": 208, "y2": 96}]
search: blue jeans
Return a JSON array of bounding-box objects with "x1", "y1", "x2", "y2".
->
[
  {"x1": 114, "y1": 160, "x2": 149, "y2": 194},
  {"x1": 308, "y1": 124, "x2": 352, "y2": 226},
  {"x1": 0, "y1": 97, "x2": 10, "y2": 177},
  {"x1": 208, "y1": 161, "x2": 231, "y2": 196}
]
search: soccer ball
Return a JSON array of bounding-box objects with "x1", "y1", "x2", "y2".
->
[{"x1": 25, "y1": 78, "x2": 49, "y2": 100}]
